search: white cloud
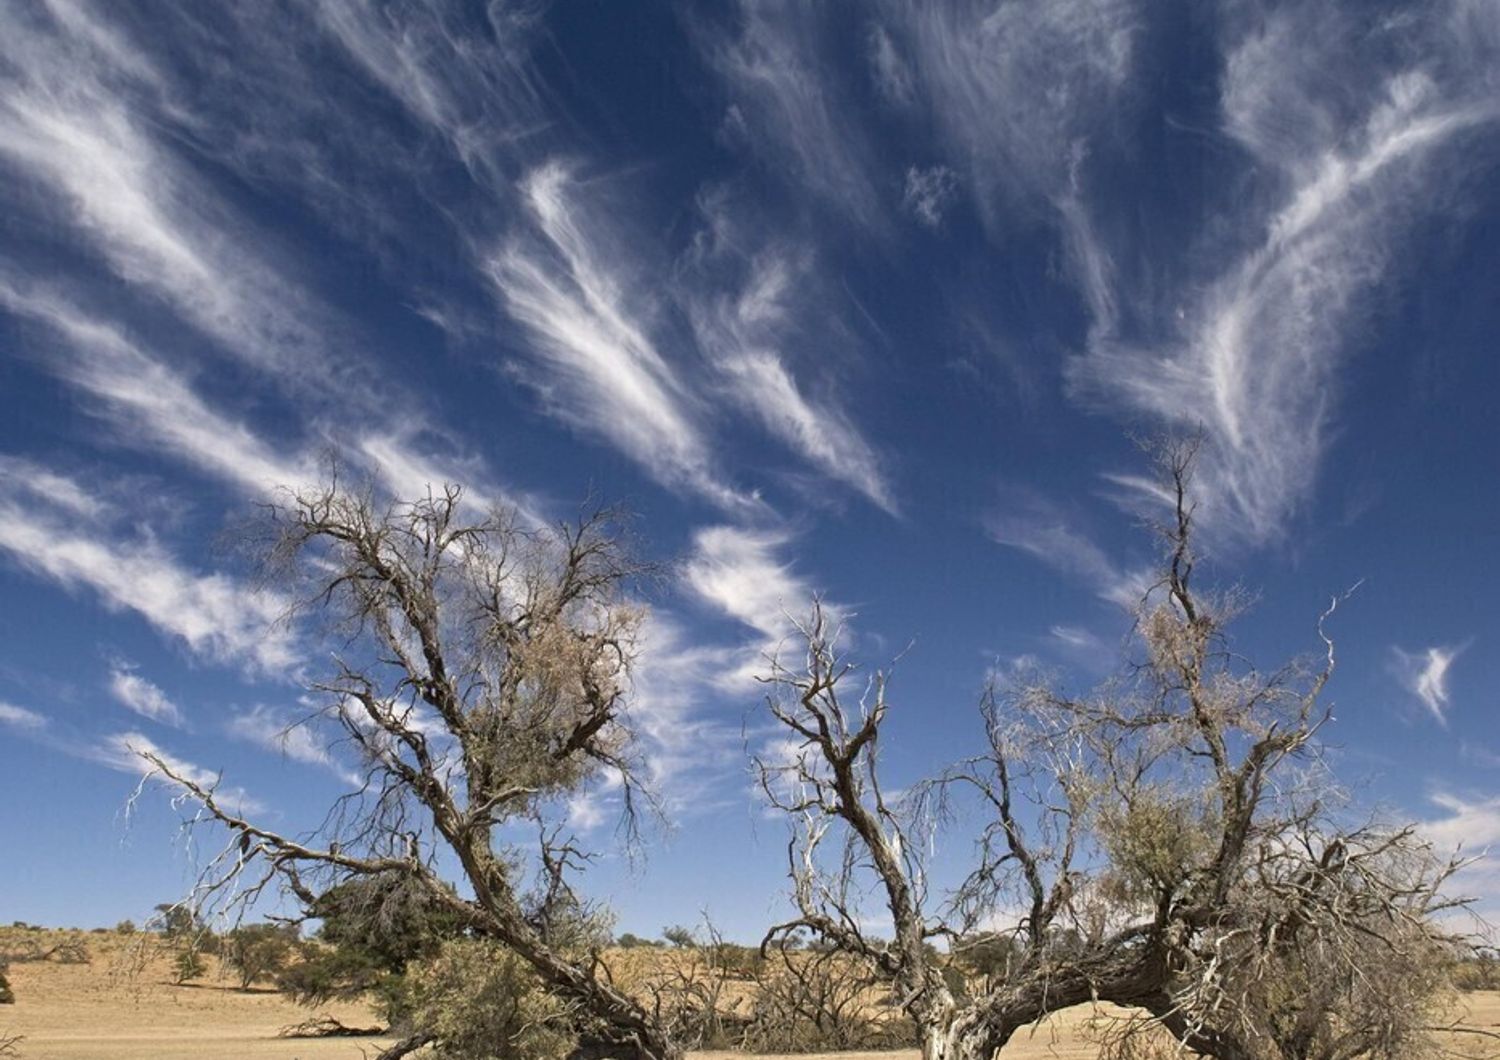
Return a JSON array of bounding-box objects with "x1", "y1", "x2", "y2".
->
[
  {"x1": 629, "y1": 611, "x2": 759, "y2": 814},
  {"x1": 1066, "y1": 2, "x2": 1500, "y2": 543},
  {"x1": 94, "y1": 730, "x2": 265, "y2": 816},
  {"x1": 314, "y1": 0, "x2": 544, "y2": 187},
  {"x1": 0, "y1": 279, "x2": 313, "y2": 496},
  {"x1": 0, "y1": 701, "x2": 48, "y2": 731},
  {"x1": 867, "y1": 24, "x2": 915, "y2": 107},
  {"x1": 353, "y1": 430, "x2": 543, "y2": 525},
  {"x1": 107, "y1": 662, "x2": 186, "y2": 728},
  {"x1": 681, "y1": 197, "x2": 896, "y2": 512},
  {"x1": 0, "y1": 479, "x2": 297, "y2": 674},
  {"x1": 565, "y1": 791, "x2": 607, "y2": 832},
  {"x1": 1049, "y1": 624, "x2": 1109, "y2": 656},
  {"x1": 488, "y1": 164, "x2": 742, "y2": 507},
  {"x1": 720, "y1": 352, "x2": 896, "y2": 513},
  {"x1": 1391, "y1": 644, "x2": 1464, "y2": 725},
  {"x1": 882, "y1": 0, "x2": 1137, "y2": 216},
  {"x1": 0, "y1": 9, "x2": 343, "y2": 391},
  {"x1": 1420, "y1": 791, "x2": 1500, "y2": 853},
  {"x1": 227, "y1": 705, "x2": 359, "y2": 787},
  {"x1": 1414, "y1": 790, "x2": 1500, "y2": 918},
  {"x1": 903, "y1": 165, "x2": 958, "y2": 228},
  {"x1": 986, "y1": 492, "x2": 1146, "y2": 609},
  {"x1": 682, "y1": 525, "x2": 814, "y2": 643},
  {"x1": 706, "y1": 2, "x2": 884, "y2": 230},
  {"x1": 0, "y1": 452, "x2": 109, "y2": 520}
]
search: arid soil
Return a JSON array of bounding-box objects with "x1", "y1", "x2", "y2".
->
[{"x1": 5, "y1": 929, "x2": 1500, "y2": 1060}]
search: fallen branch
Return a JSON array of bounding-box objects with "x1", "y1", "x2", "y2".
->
[{"x1": 279, "y1": 1014, "x2": 387, "y2": 1038}]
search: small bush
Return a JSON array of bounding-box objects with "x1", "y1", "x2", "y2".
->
[
  {"x1": 115, "y1": 920, "x2": 136, "y2": 935},
  {"x1": 385, "y1": 940, "x2": 575, "y2": 1060},
  {"x1": 0, "y1": 969, "x2": 13, "y2": 1005},
  {"x1": 50, "y1": 940, "x2": 89, "y2": 965},
  {"x1": 174, "y1": 948, "x2": 206, "y2": 984},
  {"x1": 277, "y1": 943, "x2": 391, "y2": 1005},
  {"x1": 1453, "y1": 952, "x2": 1500, "y2": 991},
  {"x1": 222, "y1": 924, "x2": 299, "y2": 990}
]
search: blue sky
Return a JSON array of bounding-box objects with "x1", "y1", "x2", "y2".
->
[{"x1": 0, "y1": 0, "x2": 1497, "y2": 941}]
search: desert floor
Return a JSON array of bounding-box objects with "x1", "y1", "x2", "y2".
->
[{"x1": 5, "y1": 930, "x2": 1500, "y2": 1060}]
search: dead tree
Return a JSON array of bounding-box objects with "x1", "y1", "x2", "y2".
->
[
  {"x1": 757, "y1": 441, "x2": 1470, "y2": 1060},
  {"x1": 140, "y1": 480, "x2": 678, "y2": 1060}
]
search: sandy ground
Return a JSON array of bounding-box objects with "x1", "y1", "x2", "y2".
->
[
  {"x1": 3, "y1": 931, "x2": 391, "y2": 1060},
  {"x1": 5, "y1": 930, "x2": 1500, "y2": 1059}
]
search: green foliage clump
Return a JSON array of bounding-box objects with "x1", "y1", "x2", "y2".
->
[
  {"x1": 153, "y1": 904, "x2": 201, "y2": 939},
  {"x1": 173, "y1": 947, "x2": 206, "y2": 984},
  {"x1": 278, "y1": 873, "x2": 467, "y2": 1006},
  {"x1": 1096, "y1": 789, "x2": 1215, "y2": 903},
  {"x1": 386, "y1": 940, "x2": 574, "y2": 1060},
  {"x1": 222, "y1": 923, "x2": 299, "y2": 990},
  {"x1": 1453, "y1": 951, "x2": 1500, "y2": 991},
  {"x1": 115, "y1": 920, "x2": 136, "y2": 935}
]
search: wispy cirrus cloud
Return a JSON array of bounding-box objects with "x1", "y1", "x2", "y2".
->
[
  {"x1": 488, "y1": 163, "x2": 742, "y2": 506},
  {"x1": 0, "y1": 279, "x2": 314, "y2": 496},
  {"x1": 0, "y1": 452, "x2": 109, "y2": 520},
  {"x1": 705, "y1": 1, "x2": 885, "y2": 231},
  {"x1": 986, "y1": 490, "x2": 1147, "y2": 609},
  {"x1": 0, "y1": 701, "x2": 48, "y2": 732},
  {"x1": 1, "y1": 277, "x2": 530, "y2": 521},
  {"x1": 1420, "y1": 791, "x2": 1500, "y2": 857},
  {"x1": 107, "y1": 662, "x2": 186, "y2": 728},
  {"x1": 93, "y1": 730, "x2": 264, "y2": 816},
  {"x1": 227, "y1": 704, "x2": 359, "y2": 787},
  {"x1": 636, "y1": 526, "x2": 828, "y2": 813},
  {"x1": 876, "y1": 0, "x2": 1137, "y2": 217},
  {"x1": 682, "y1": 525, "x2": 815, "y2": 645},
  {"x1": 629, "y1": 612, "x2": 748, "y2": 809},
  {"x1": 0, "y1": 4, "x2": 351, "y2": 394},
  {"x1": 1390, "y1": 643, "x2": 1465, "y2": 725},
  {"x1": 1066, "y1": 1, "x2": 1500, "y2": 543},
  {"x1": 314, "y1": 0, "x2": 546, "y2": 189},
  {"x1": 681, "y1": 197, "x2": 897, "y2": 512},
  {"x1": 0, "y1": 466, "x2": 296, "y2": 674}
]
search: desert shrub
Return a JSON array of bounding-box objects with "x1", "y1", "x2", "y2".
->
[
  {"x1": 49, "y1": 940, "x2": 89, "y2": 965},
  {"x1": 384, "y1": 939, "x2": 575, "y2": 1060},
  {"x1": 152, "y1": 903, "x2": 200, "y2": 939},
  {"x1": 1453, "y1": 951, "x2": 1500, "y2": 991},
  {"x1": 661, "y1": 926, "x2": 694, "y2": 949},
  {"x1": 742, "y1": 951, "x2": 914, "y2": 1054},
  {"x1": 0, "y1": 938, "x2": 87, "y2": 966},
  {"x1": 278, "y1": 873, "x2": 467, "y2": 1006},
  {"x1": 615, "y1": 933, "x2": 653, "y2": 949},
  {"x1": 174, "y1": 947, "x2": 206, "y2": 984},
  {"x1": 115, "y1": 920, "x2": 136, "y2": 935},
  {"x1": 222, "y1": 924, "x2": 299, "y2": 990},
  {"x1": 0, "y1": 965, "x2": 13, "y2": 1005},
  {"x1": 947, "y1": 933, "x2": 1021, "y2": 995},
  {"x1": 0, "y1": 941, "x2": 41, "y2": 965},
  {"x1": 278, "y1": 942, "x2": 390, "y2": 1005},
  {"x1": 708, "y1": 942, "x2": 762, "y2": 980}
]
